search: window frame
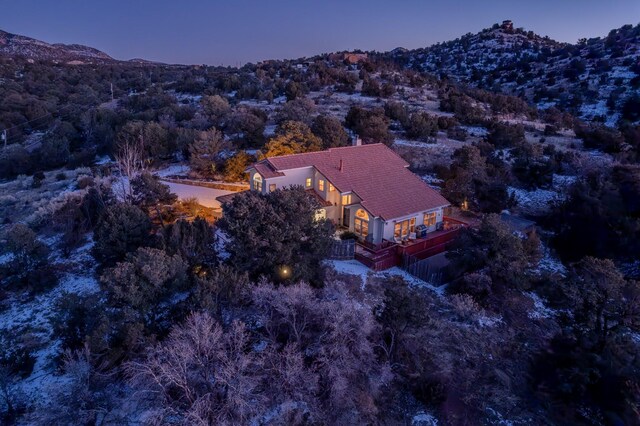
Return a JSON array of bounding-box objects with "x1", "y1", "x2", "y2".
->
[
  {"x1": 318, "y1": 179, "x2": 325, "y2": 192},
  {"x1": 253, "y1": 174, "x2": 263, "y2": 192},
  {"x1": 423, "y1": 211, "x2": 437, "y2": 227},
  {"x1": 305, "y1": 177, "x2": 312, "y2": 188},
  {"x1": 394, "y1": 218, "x2": 416, "y2": 238}
]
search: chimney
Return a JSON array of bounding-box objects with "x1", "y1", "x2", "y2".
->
[
  {"x1": 339, "y1": 159, "x2": 344, "y2": 172},
  {"x1": 353, "y1": 134, "x2": 362, "y2": 146}
]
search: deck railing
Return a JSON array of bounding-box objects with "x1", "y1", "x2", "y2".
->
[{"x1": 351, "y1": 217, "x2": 467, "y2": 271}]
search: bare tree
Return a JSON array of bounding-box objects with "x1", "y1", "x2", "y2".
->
[
  {"x1": 114, "y1": 133, "x2": 145, "y2": 202},
  {"x1": 127, "y1": 313, "x2": 266, "y2": 425}
]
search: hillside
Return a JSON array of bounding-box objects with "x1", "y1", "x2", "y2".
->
[
  {"x1": 389, "y1": 21, "x2": 640, "y2": 126},
  {"x1": 0, "y1": 29, "x2": 113, "y2": 63},
  {"x1": 0, "y1": 21, "x2": 639, "y2": 425}
]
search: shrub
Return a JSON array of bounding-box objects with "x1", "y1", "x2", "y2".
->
[
  {"x1": 93, "y1": 203, "x2": 152, "y2": 265},
  {"x1": 219, "y1": 187, "x2": 334, "y2": 285}
]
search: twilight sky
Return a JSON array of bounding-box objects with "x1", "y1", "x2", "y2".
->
[{"x1": 1, "y1": 1, "x2": 638, "y2": 65}]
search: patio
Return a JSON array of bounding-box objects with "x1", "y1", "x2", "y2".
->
[{"x1": 353, "y1": 217, "x2": 467, "y2": 271}]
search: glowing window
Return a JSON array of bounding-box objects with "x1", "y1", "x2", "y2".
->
[
  {"x1": 394, "y1": 218, "x2": 416, "y2": 238},
  {"x1": 318, "y1": 179, "x2": 325, "y2": 191},
  {"x1": 354, "y1": 209, "x2": 369, "y2": 237},
  {"x1": 329, "y1": 183, "x2": 335, "y2": 192},
  {"x1": 423, "y1": 212, "x2": 436, "y2": 226},
  {"x1": 355, "y1": 209, "x2": 369, "y2": 220},
  {"x1": 305, "y1": 177, "x2": 312, "y2": 188},
  {"x1": 341, "y1": 194, "x2": 352, "y2": 205},
  {"x1": 253, "y1": 174, "x2": 263, "y2": 192}
]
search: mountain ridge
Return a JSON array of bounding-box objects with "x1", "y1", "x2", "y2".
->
[
  {"x1": 0, "y1": 28, "x2": 114, "y2": 63},
  {"x1": 386, "y1": 21, "x2": 640, "y2": 126}
]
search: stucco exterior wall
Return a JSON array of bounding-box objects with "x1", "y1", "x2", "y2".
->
[
  {"x1": 382, "y1": 207, "x2": 445, "y2": 241},
  {"x1": 249, "y1": 165, "x2": 448, "y2": 246},
  {"x1": 263, "y1": 166, "x2": 315, "y2": 192}
]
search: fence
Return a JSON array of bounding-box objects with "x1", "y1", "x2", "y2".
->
[
  {"x1": 401, "y1": 253, "x2": 445, "y2": 285},
  {"x1": 328, "y1": 239, "x2": 355, "y2": 260}
]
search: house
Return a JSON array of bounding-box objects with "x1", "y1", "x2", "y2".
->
[{"x1": 245, "y1": 142, "x2": 451, "y2": 246}]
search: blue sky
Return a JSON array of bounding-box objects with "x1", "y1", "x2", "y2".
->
[{"x1": 1, "y1": 1, "x2": 638, "y2": 65}]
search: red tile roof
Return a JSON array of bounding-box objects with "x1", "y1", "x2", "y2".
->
[{"x1": 250, "y1": 144, "x2": 450, "y2": 220}]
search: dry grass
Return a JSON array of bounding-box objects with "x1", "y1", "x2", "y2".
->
[{"x1": 0, "y1": 167, "x2": 95, "y2": 229}]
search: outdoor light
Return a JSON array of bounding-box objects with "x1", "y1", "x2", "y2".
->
[{"x1": 278, "y1": 265, "x2": 292, "y2": 279}]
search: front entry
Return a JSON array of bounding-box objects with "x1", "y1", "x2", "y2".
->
[{"x1": 342, "y1": 207, "x2": 350, "y2": 228}]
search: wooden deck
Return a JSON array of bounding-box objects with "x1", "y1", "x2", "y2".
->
[{"x1": 354, "y1": 217, "x2": 467, "y2": 271}]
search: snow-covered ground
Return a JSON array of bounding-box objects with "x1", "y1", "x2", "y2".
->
[
  {"x1": 461, "y1": 125, "x2": 488, "y2": 137},
  {"x1": 325, "y1": 259, "x2": 447, "y2": 295},
  {"x1": 163, "y1": 181, "x2": 234, "y2": 208},
  {"x1": 394, "y1": 138, "x2": 438, "y2": 148},
  {"x1": 509, "y1": 174, "x2": 576, "y2": 216},
  {"x1": 0, "y1": 238, "x2": 100, "y2": 402},
  {"x1": 525, "y1": 291, "x2": 557, "y2": 320},
  {"x1": 412, "y1": 412, "x2": 439, "y2": 425},
  {"x1": 508, "y1": 186, "x2": 560, "y2": 216},
  {"x1": 154, "y1": 164, "x2": 190, "y2": 177},
  {"x1": 533, "y1": 242, "x2": 567, "y2": 277},
  {"x1": 421, "y1": 173, "x2": 444, "y2": 190}
]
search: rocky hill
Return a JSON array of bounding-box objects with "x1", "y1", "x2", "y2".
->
[
  {"x1": 388, "y1": 21, "x2": 640, "y2": 126},
  {"x1": 0, "y1": 29, "x2": 113, "y2": 63}
]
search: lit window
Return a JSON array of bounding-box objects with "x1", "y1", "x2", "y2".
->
[
  {"x1": 329, "y1": 183, "x2": 335, "y2": 192},
  {"x1": 318, "y1": 179, "x2": 325, "y2": 191},
  {"x1": 354, "y1": 209, "x2": 369, "y2": 237},
  {"x1": 253, "y1": 174, "x2": 263, "y2": 192},
  {"x1": 305, "y1": 177, "x2": 312, "y2": 188},
  {"x1": 394, "y1": 218, "x2": 416, "y2": 238},
  {"x1": 269, "y1": 184, "x2": 276, "y2": 192},
  {"x1": 423, "y1": 212, "x2": 436, "y2": 227},
  {"x1": 341, "y1": 194, "x2": 352, "y2": 205}
]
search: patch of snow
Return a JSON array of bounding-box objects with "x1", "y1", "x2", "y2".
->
[
  {"x1": 325, "y1": 260, "x2": 447, "y2": 295},
  {"x1": 525, "y1": 291, "x2": 557, "y2": 320},
  {"x1": 94, "y1": 154, "x2": 112, "y2": 165},
  {"x1": 412, "y1": 412, "x2": 438, "y2": 425},
  {"x1": 461, "y1": 125, "x2": 488, "y2": 137},
  {"x1": 421, "y1": 173, "x2": 443, "y2": 190},
  {"x1": 477, "y1": 315, "x2": 503, "y2": 328},
  {"x1": 495, "y1": 148, "x2": 515, "y2": 164},
  {"x1": 551, "y1": 174, "x2": 576, "y2": 191},
  {"x1": 0, "y1": 238, "x2": 99, "y2": 402},
  {"x1": 579, "y1": 100, "x2": 609, "y2": 120},
  {"x1": 609, "y1": 66, "x2": 637, "y2": 79},
  {"x1": 215, "y1": 229, "x2": 231, "y2": 260},
  {"x1": 619, "y1": 260, "x2": 640, "y2": 280},
  {"x1": 174, "y1": 92, "x2": 202, "y2": 103},
  {"x1": 533, "y1": 242, "x2": 567, "y2": 277},
  {"x1": 154, "y1": 164, "x2": 190, "y2": 178},
  {"x1": 264, "y1": 124, "x2": 277, "y2": 136},
  {"x1": 394, "y1": 138, "x2": 439, "y2": 148},
  {"x1": 0, "y1": 252, "x2": 15, "y2": 265},
  {"x1": 508, "y1": 186, "x2": 562, "y2": 216}
]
